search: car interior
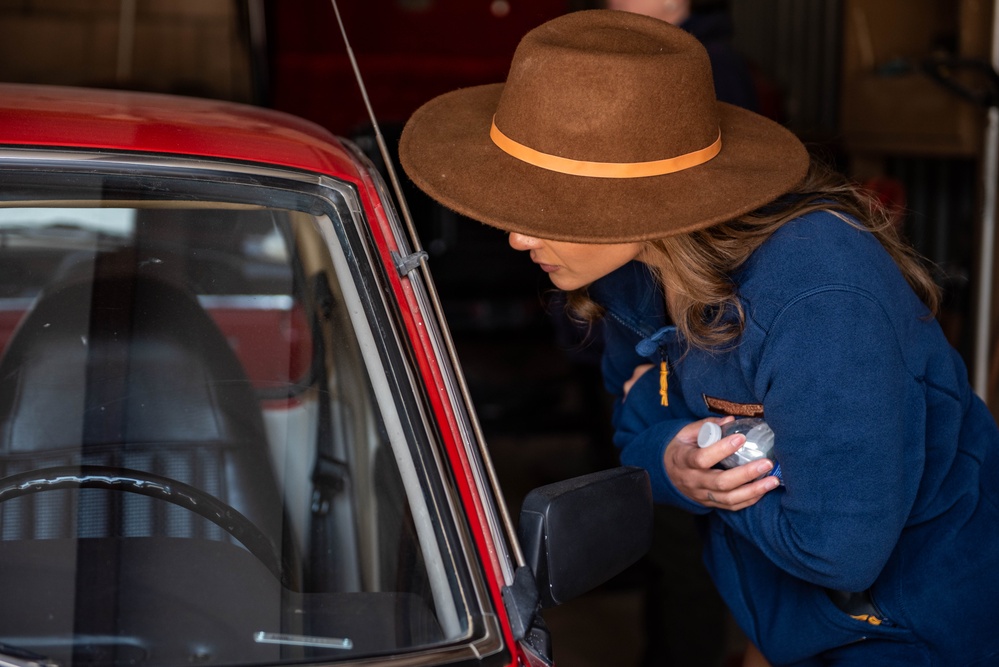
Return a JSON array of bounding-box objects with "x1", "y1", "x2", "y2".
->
[{"x1": 0, "y1": 192, "x2": 468, "y2": 665}]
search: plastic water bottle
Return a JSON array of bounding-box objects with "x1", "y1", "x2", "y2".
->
[{"x1": 697, "y1": 418, "x2": 782, "y2": 482}]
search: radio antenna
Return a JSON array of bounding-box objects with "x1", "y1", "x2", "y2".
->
[
  {"x1": 328, "y1": 0, "x2": 419, "y2": 246},
  {"x1": 329, "y1": 0, "x2": 526, "y2": 575}
]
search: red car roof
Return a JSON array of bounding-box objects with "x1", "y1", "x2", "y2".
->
[{"x1": 0, "y1": 83, "x2": 363, "y2": 178}]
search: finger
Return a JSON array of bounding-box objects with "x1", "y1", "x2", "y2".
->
[
  {"x1": 629, "y1": 364, "x2": 654, "y2": 385},
  {"x1": 705, "y1": 474, "x2": 781, "y2": 510},
  {"x1": 622, "y1": 363, "x2": 655, "y2": 397},
  {"x1": 694, "y1": 433, "x2": 749, "y2": 468},
  {"x1": 729, "y1": 475, "x2": 781, "y2": 508},
  {"x1": 674, "y1": 416, "x2": 731, "y2": 445},
  {"x1": 714, "y1": 456, "x2": 776, "y2": 491}
]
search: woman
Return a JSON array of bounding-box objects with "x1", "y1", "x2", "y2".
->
[{"x1": 399, "y1": 10, "x2": 999, "y2": 666}]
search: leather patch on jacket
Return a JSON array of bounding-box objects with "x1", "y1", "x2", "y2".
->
[{"x1": 702, "y1": 394, "x2": 764, "y2": 417}]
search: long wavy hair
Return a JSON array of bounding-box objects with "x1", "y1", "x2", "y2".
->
[{"x1": 566, "y1": 160, "x2": 942, "y2": 352}]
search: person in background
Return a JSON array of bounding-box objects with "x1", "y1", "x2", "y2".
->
[
  {"x1": 582, "y1": 0, "x2": 761, "y2": 112},
  {"x1": 399, "y1": 10, "x2": 999, "y2": 666}
]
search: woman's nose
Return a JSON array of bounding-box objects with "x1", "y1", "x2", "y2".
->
[{"x1": 508, "y1": 232, "x2": 541, "y2": 251}]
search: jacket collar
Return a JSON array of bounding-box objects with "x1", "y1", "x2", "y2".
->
[{"x1": 587, "y1": 260, "x2": 667, "y2": 340}]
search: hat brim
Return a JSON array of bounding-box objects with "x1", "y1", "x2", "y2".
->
[{"x1": 399, "y1": 83, "x2": 810, "y2": 243}]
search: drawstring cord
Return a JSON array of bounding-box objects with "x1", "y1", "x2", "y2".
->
[
  {"x1": 636, "y1": 326, "x2": 675, "y2": 408},
  {"x1": 659, "y1": 354, "x2": 669, "y2": 406}
]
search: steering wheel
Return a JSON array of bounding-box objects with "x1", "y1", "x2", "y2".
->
[{"x1": 0, "y1": 465, "x2": 284, "y2": 583}]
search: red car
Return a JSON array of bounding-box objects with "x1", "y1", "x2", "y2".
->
[{"x1": 0, "y1": 83, "x2": 651, "y2": 667}]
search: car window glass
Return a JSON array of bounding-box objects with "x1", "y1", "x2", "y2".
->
[{"x1": 0, "y1": 190, "x2": 472, "y2": 665}]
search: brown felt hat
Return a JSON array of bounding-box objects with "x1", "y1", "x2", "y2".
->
[{"x1": 398, "y1": 9, "x2": 810, "y2": 243}]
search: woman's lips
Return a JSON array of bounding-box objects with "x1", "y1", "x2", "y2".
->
[{"x1": 529, "y1": 251, "x2": 558, "y2": 273}]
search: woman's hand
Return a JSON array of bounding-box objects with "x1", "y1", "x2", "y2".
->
[
  {"x1": 664, "y1": 418, "x2": 780, "y2": 511},
  {"x1": 621, "y1": 365, "x2": 777, "y2": 510},
  {"x1": 623, "y1": 363, "x2": 654, "y2": 398}
]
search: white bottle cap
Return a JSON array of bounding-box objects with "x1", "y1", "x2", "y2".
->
[{"x1": 697, "y1": 421, "x2": 722, "y2": 448}]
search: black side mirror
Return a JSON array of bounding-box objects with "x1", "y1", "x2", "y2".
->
[{"x1": 518, "y1": 466, "x2": 653, "y2": 608}]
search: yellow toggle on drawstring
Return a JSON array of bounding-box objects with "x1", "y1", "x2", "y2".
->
[
  {"x1": 659, "y1": 358, "x2": 669, "y2": 407},
  {"x1": 851, "y1": 614, "x2": 883, "y2": 626}
]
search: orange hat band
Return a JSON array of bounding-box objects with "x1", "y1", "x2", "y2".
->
[{"x1": 490, "y1": 117, "x2": 722, "y2": 179}]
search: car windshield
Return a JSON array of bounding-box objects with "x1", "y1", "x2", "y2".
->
[{"x1": 0, "y1": 162, "x2": 483, "y2": 666}]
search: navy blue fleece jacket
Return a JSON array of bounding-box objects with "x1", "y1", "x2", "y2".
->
[{"x1": 589, "y1": 210, "x2": 999, "y2": 665}]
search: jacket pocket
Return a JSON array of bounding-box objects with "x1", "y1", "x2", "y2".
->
[
  {"x1": 704, "y1": 521, "x2": 915, "y2": 665},
  {"x1": 825, "y1": 588, "x2": 894, "y2": 627}
]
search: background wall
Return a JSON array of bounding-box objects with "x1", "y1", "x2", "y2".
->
[{"x1": 0, "y1": 0, "x2": 256, "y2": 100}]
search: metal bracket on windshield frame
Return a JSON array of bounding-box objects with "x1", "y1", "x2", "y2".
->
[{"x1": 392, "y1": 250, "x2": 428, "y2": 277}]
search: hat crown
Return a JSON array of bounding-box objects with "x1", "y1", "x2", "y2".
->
[
  {"x1": 398, "y1": 9, "x2": 809, "y2": 244},
  {"x1": 494, "y1": 10, "x2": 720, "y2": 164}
]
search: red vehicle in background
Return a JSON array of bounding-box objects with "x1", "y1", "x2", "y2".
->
[{"x1": 0, "y1": 83, "x2": 651, "y2": 667}]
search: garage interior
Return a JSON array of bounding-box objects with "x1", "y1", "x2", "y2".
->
[{"x1": 2, "y1": 1, "x2": 998, "y2": 665}]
